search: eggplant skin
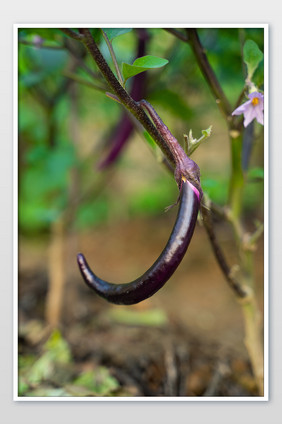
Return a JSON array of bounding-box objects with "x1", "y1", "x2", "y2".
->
[{"x1": 77, "y1": 179, "x2": 200, "y2": 305}]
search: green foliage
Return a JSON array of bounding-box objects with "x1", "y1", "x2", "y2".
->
[
  {"x1": 73, "y1": 368, "x2": 119, "y2": 396},
  {"x1": 122, "y1": 55, "x2": 169, "y2": 84},
  {"x1": 19, "y1": 329, "x2": 72, "y2": 395},
  {"x1": 19, "y1": 142, "x2": 76, "y2": 231},
  {"x1": 128, "y1": 178, "x2": 175, "y2": 216},
  {"x1": 201, "y1": 173, "x2": 263, "y2": 210},
  {"x1": 18, "y1": 28, "x2": 62, "y2": 42},
  {"x1": 18, "y1": 329, "x2": 120, "y2": 397},
  {"x1": 19, "y1": 43, "x2": 68, "y2": 89},
  {"x1": 44, "y1": 329, "x2": 72, "y2": 362},
  {"x1": 243, "y1": 39, "x2": 264, "y2": 80},
  {"x1": 76, "y1": 194, "x2": 109, "y2": 229},
  {"x1": 248, "y1": 166, "x2": 264, "y2": 181},
  {"x1": 18, "y1": 27, "x2": 264, "y2": 237},
  {"x1": 201, "y1": 176, "x2": 228, "y2": 205},
  {"x1": 148, "y1": 88, "x2": 193, "y2": 121}
]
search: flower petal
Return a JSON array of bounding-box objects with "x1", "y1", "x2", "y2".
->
[
  {"x1": 255, "y1": 106, "x2": 264, "y2": 125},
  {"x1": 243, "y1": 106, "x2": 257, "y2": 127},
  {"x1": 232, "y1": 100, "x2": 252, "y2": 116}
]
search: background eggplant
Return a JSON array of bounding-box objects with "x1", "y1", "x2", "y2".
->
[{"x1": 77, "y1": 178, "x2": 200, "y2": 305}]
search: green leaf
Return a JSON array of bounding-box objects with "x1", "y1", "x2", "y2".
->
[
  {"x1": 122, "y1": 55, "x2": 169, "y2": 83},
  {"x1": 133, "y1": 55, "x2": 169, "y2": 68},
  {"x1": 247, "y1": 167, "x2": 264, "y2": 180},
  {"x1": 26, "y1": 330, "x2": 72, "y2": 386},
  {"x1": 73, "y1": 368, "x2": 119, "y2": 396},
  {"x1": 102, "y1": 28, "x2": 132, "y2": 41},
  {"x1": 243, "y1": 40, "x2": 263, "y2": 79},
  {"x1": 43, "y1": 329, "x2": 72, "y2": 364}
]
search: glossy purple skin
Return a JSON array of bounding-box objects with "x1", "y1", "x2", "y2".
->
[{"x1": 77, "y1": 179, "x2": 200, "y2": 305}]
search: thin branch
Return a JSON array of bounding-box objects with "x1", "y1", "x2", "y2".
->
[
  {"x1": 62, "y1": 28, "x2": 247, "y2": 300},
  {"x1": 60, "y1": 28, "x2": 85, "y2": 41},
  {"x1": 234, "y1": 85, "x2": 247, "y2": 109},
  {"x1": 63, "y1": 71, "x2": 107, "y2": 92},
  {"x1": 200, "y1": 202, "x2": 247, "y2": 298},
  {"x1": 245, "y1": 223, "x2": 264, "y2": 249},
  {"x1": 77, "y1": 28, "x2": 176, "y2": 167},
  {"x1": 64, "y1": 28, "x2": 246, "y2": 298},
  {"x1": 101, "y1": 30, "x2": 124, "y2": 85},
  {"x1": 185, "y1": 29, "x2": 233, "y2": 119},
  {"x1": 164, "y1": 28, "x2": 189, "y2": 42},
  {"x1": 63, "y1": 38, "x2": 103, "y2": 83}
]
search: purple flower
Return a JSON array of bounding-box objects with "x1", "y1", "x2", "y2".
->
[{"x1": 232, "y1": 92, "x2": 264, "y2": 127}]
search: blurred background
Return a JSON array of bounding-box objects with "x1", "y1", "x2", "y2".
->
[{"x1": 18, "y1": 27, "x2": 264, "y2": 397}]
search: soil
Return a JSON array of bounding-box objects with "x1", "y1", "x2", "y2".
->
[{"x1": 18, "y1": 213, "x2": 264, "y2": 398}]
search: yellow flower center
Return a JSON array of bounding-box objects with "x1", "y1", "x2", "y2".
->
[{"x1": 251, "y1": 97, "x2": 259, "y2": 106}]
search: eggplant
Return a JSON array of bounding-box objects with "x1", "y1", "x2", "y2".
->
[{"x1": 77, "y1": 179, "x2": 200, "y2": 305}]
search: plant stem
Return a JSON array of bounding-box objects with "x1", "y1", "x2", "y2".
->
[
  {"x1": 200, "y1": 202, "x2": 247, "y2": 298},
  {"x1": 228, "y1": 134, "x2": 245, "y2": 226},
  {"x1": 239, "y1": 289, "x2": 264, "y2": 395},
  {"x1": 77, "y1": 28, "x2": 176, "y2": 167},
  {"x1": 176, "y1": 28, "x2": 264, "y2": 394},
  {"x1": 60, "y1": 28, "x2": 85, "y2": 41},
  {"x1": 186, "y1": 29, "x2": 232, "y2": 119},
  {"x1": 101, "y1": 30, "x2": 124, "y2": 85},
  {"x1": 61, "y1": 28, "x2": 264, "y2": 394},
  {"x1": 164, "y1": 28, "x2": 188, "y2": 42},
  {"x1": 63, "y1": 71, "x2": 107, "y2": 92},
  {"x1": 45, "y1": 218, "x2": 65, "y2": 327}
]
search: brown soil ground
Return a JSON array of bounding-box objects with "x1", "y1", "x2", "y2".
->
[{"x1": 18, "y1": 212, "x2": 264, "y2": 397}]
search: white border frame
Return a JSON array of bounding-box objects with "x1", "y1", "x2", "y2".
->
[{"x1": 13, "y1": 23, "x2": 269, "y2": 402}]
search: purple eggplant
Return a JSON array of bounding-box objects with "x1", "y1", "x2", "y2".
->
[{"x1": 77, "y1": 178, "x2": 200, "y2": 305}]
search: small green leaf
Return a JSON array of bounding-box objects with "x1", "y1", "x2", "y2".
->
[
  {"x1": 248, "y1": 167, "x2": 264, "y2": 180},
  {"x1": 26, "y1": 330, "x2": 72, "y2": 386},
  {"x1": 73, "y1": 368, "x2": 119, "y2": 396},
  {"x1": 43, "y1": 329, "x2": 72, "y2": 364},
  {"x1": 133, "y1": 55, "x2": 169, "y2": 69},
  {"x1": 102, "y1": 28, "x2": 132, "y2": 41},
  {"x1": 122, "y1": 55, "x2": 169, "y2": 83},
  {"x1": 122, "y1": 63, "x2": 146, "y2": 82},
  {"x1": 243, "y1": 40, "x2": 263, "y2": 79}
]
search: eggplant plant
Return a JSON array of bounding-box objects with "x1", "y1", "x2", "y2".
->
[{"x1": 19, "y1": 27, "x2": 265, "y2": 396}]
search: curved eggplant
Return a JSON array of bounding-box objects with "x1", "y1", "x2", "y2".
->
[{"x1": 77, "y1": 178, "x2": 200, "y2": 305}]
